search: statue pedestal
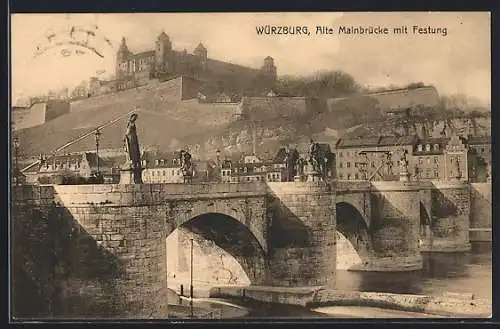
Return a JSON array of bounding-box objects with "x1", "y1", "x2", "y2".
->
[
  {"x1": 306, "y1": 170, "x2": 322, "y2": 182},
  {"x1": 399, "y1": 171, "x2": 410, "y2": 182},
  {"x1": 120, "y1": 164, "x2": 143, "y2": 184}
]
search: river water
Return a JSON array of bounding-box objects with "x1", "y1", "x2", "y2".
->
[{"x1": 168, "y1": 242, "x2": 492, "y2": 318}]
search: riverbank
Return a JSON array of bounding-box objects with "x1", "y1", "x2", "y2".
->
[{"x1": 209, "y1": 286, "x2": 492, "y2": 318}]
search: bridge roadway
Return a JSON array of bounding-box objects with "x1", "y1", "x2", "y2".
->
[{"x1": 12, "y1": 180, "x2": 490, "y2": 318}]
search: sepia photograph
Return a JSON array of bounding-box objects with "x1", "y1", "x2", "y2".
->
[{"x1": 10, "y1": 12, "x2": 491, "y2": 320}]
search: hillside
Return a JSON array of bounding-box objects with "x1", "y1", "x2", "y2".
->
[
  {"x1": 14, "y1": 78, "x2": 491, "y2": 160},
  {"x1": 14, "y1": 77, "x2": 239, "y2": 156}
]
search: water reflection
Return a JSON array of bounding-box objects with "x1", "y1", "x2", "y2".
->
[{"x1": 335, "y1": 242, "x2": 492, "y2": 300}]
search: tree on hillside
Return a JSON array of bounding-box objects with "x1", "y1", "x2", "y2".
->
[
  {"x1": 321, "y1": 95, "x2": 383, "y2": 130},
  {"x1": 276, "y1": 70, "x2": 361, "y2": 98}
]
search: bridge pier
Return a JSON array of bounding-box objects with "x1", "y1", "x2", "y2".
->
[
  {"x1": 420, "y1": 181, "x2": 471, "y2": 252},
  {"x1": 354, "y1": 181, "x2": 423, "y2": 271},
  {"x1": 266, "y1": 182, "x2": 336, "y2": 288}
]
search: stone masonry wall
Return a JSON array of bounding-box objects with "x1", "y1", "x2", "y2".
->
[
  {"x1": 427, "y1": 182, "x2": 471, "y2": 251},
  {"x1": 13, "y1": 185, "x2": 168, "y2": 319},
  {"x1": 266, "y1": 182, "x2": 336, "y2": 287},
  {"x1": 470, "y1": 183, "x2": 492, "y2": 242},
  {"x1": 12, "y1": 185, "x2": 57, "y2": 318}
]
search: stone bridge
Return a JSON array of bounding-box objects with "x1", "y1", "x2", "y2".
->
[{"x1": 11, "y1": 180, "x2": 490, "y2": 318}]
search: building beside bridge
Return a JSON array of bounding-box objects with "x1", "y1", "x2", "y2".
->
[
  {"x1": 334, "y1": 134, "x2": 490, "y2": 182},
  {"x1": 141, "y1": 150, "x2": 213, "y2": 184}
]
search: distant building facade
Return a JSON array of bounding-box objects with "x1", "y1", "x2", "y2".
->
[
  {"x1": 34, "y1": 152, "x2": 121, "y2": 184},
  {"x1": 141, "y1": 150, "x2": 184, "y2": 183},
  {"x1": 335, "y1": 136, "x2": 417, "y2": 181},
  {"x1": 141, "y1": 150, "x2": 209, "y2": 183}
]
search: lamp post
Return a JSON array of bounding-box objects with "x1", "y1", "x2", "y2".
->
[
  {"x1": 190, "y1": 238, "x2": 194, "y2": 318},
  {"x1": 324, "y1": 157, "x2": 328, "y2": 178},
  {"x1": 13, "y1": 137, "x2": 19, "y2": 185},
  {"x1": 216, "y1": 149, "x2": 221, "y2": 182},
  {"x1": 94, "y1": 128, "x2": 101, "y2": 176}
]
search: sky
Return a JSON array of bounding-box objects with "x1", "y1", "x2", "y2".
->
[{"x1": 11, "y1": 12, "x2": 490, "y2": 106}]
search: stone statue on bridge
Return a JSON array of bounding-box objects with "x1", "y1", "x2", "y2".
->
[
  {"x1": 121, "y1": 113, "x2": 143, "y2": 184},
  {"x1": 309, "y1": 139, "x2": 322, "y2": 173},
  {"x1": 398, "y1": 150, "x2": 410, "y2": 182},
  {"x1": 179, "y1": 149, "x2": 193, "y2": 183}
]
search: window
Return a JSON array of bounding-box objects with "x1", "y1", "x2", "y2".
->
[
  {"x1": 152, "y1": 171, "x2": 155, "y2": 176},
  {"x1": 347, "y1": 162, "x2": 351, "y2": 168},
  {"x1": 339, "y1": 174, "x2": 343, "y2": 179},
  {"x1": 347, "y1": 174, "x2": 351, "y2": 180},
  {"x1": 355, "y1": 163, "x2": 358, "y2": 168},
  {"x1": 172, "y1": 170, "x2": 175, "y2": 176},
  {"x1": 339, "y1": 162, "x2": 343, "y2": 168},
  {"x1": 481, "y1": 148, "x2": 485, "y2": 153},
  {"x1": 355, "y1": 173, "x2": 359, "y2": 180},
  {"x1": 427, "y1": 157, "x2": 431, "y2": 164},
  {"x1": 434, "y1": 156, "x2": 439, "y2": 164},
  {"x1": 339, "y1": 152, "x2": 343, "y2": 157},
  {"x1": 434, "y1": 169, "x2": 439, "y2": 178},
  {"x1": 163, "y1": 170, "x2": 165, "y2": 176},
  {"x1": 418, "y1": 157, "x2": 423, "y2": 165}
]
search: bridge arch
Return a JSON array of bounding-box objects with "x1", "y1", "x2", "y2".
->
[
  {"x1": 168, "y1": 212, "x2": 268, "y2": 285},
  {"x1": 335, "y1": 194, "x2": 370, "y2": 229},
  {"x1": 336, "y1": 201, "x2": 373, "y2": 270},
  {"x1": 165, "y1": 198, "x2": 267, "y2": 253},
  {"x1": 164, "y1": 198, "x2": 269, "y2": 285}
]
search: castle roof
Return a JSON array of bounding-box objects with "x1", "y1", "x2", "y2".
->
[
  {"x1": 158, "y1": 31, "x2": 170, "y2": 41},
  {"x1": 336, "y1": 135, "x2": 418, "y2": 149},
  {"x1": 118, "y1": 37, "x2": 129, "y2": 53},
  {"x1": 194, "y1": 43, "x2": 206, "y2": 52}
]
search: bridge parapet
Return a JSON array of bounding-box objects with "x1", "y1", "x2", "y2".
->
[
  {"x1": 52, "y1": 183, "x2": 268, "y2": 207},
  {"x1": 335, "y1": 180, "x2": 371, "y2": 192}
]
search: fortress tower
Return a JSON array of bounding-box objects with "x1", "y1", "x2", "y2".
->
[
  {"x1": 261, "y1": 56, "x2": 277, "y2": 81},
  {"x1": 116, "y1": 37, "x2": 131, "y2": 78},
  {"x1": 155, "y1": 31, "x2": 173, "y2": 74},
  {"x1": 193, "y1": 43, "x2": 208, "y2": 71}
]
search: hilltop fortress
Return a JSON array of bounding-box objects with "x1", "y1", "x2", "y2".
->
[{"x1": 112, "y1": 31, "x2": 277, "y2": 94}]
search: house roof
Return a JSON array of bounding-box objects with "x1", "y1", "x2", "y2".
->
[
  {"x1": 467, "y1": 135, "x2": 491, "y2": 145},
  {"x1": 336, "y1": 135, "x2": 418, "y2": 149},
  {"x1": 141, "y1": 150, "x2": 182, "y2": 168}
]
